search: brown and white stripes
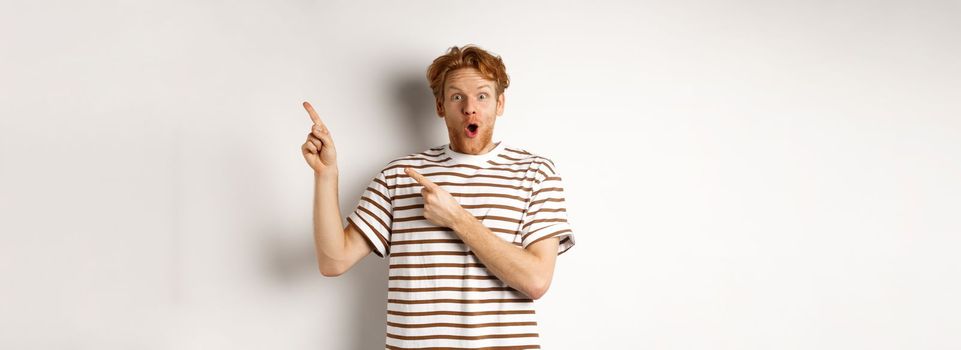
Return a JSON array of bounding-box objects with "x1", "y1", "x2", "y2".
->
[{"x1": 347, "y1": 141, "x2": 575, "y2": 349}]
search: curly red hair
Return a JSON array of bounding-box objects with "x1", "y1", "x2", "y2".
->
[{"x1": 426, "y1": 45, "x2": 510, "y2": 105}]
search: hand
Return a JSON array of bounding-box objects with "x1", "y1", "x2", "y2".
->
[
  {"x1": 301, "y1": 101, "x2": 338, "y2": 176},
  {"x1": 405, "y1": 167, "x2": 470, "y2": 229}
]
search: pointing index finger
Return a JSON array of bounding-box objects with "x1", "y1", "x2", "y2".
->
[
  {"x1": 405, "y1": 167, "x2": 436, "y2": 190},
  {"x1": 302, "y1": 101, "x2": 324, "y2": 126}
]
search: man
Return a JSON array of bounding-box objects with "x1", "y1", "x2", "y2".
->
[{"x1": 301, "y1": 45, "x2": 575, "y2": 349}]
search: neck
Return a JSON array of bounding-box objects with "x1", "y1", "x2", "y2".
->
[{"x1": 450, "y1": 140, "x2": 497, "y2": 155}]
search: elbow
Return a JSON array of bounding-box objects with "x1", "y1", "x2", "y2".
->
[
  {"x1": 320, "y1": 268, "x2": 343, "y2": 277},
  {"x1": 318, "y1": 260, "x2": 346, "y2": 277},
  {"x1": 525, "y1": 278, "x2": 552, "y2": 300},
  {"x1": 527, "y1": 287, "x2": 546, "y2": 300}
]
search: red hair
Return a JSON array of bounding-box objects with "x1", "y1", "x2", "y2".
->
[{"x1": 426, "y1": 45, "x2": 510, "y2": 105}]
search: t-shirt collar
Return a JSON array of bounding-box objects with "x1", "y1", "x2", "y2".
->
[{"x1": 442, "y1": 140, "x2": 505, "y2": 167}]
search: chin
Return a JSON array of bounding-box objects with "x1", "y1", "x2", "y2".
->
[{"x1": 449, "y1": 137, "x2": 481, "y2": 152}]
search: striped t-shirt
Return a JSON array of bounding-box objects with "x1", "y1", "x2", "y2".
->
[{"x1": 346, "y1": 140, "x2": 576, "y2": 350}]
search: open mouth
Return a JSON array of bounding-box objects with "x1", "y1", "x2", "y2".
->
[{"x1": 466, "y1": 123, "x2": 479, "y2": 138}]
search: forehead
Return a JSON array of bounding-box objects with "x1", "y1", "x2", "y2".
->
[{"x1": 444, "y1": 68, "x2": 495, "y2": 91}]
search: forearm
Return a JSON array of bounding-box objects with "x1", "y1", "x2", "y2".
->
[
  {"x1": 451, "y1": 213, "x2": 549, "y2": 299},
  {"x1": 312, "y1": 172, "x2": 348, "y2": 267}
]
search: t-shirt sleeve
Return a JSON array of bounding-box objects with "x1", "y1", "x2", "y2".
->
[
  {"x1": 346, "y1": 170, "x2": 392, "y2": 258},
  {"x1": 519, "y1": 159, "x2": 576, "y2": 255}
]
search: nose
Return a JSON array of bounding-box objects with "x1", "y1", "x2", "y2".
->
[{"x1": 461, "y1": 96, "x2": 477, "y2": 116}]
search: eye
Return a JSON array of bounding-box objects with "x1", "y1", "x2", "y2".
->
[
  {"x1": 451, "y1": 94, "x2": 462, "y2": 101},
  {"x1": 478, "y1": 93, "x2": 488, "y2": 100}
]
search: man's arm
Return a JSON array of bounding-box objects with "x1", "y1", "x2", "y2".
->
[
  {"x1": 452, "y1": 216, "x2": 560, "y2": 300},
  {"x1": 312, "y1": 173, "x2": 372, "y2": 277},
  {"x1": 301, "y1": 101, "x2": 371, "y2": 277},
  {"x1": 404, "y1": 167, "x2": 560, "y2": 299}
]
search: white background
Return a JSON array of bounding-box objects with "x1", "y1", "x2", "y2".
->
[{"x1": 2, "y1": 0, "x2": 959, "y2": 349}]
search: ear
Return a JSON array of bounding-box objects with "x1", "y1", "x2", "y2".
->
[
  {"x1": 495, "y1": 93, "x2": 505, "y2": 116},
  {"x1": 435, "y1": 99, "x2": 445, "y2": 118}
]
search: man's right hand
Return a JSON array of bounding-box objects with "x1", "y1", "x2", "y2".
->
[{"x1": 301, "y1": 101, "x2": 338, "y2": 176}]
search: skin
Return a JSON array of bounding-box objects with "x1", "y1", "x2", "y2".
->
[{"x1": 301, "y1": 68, "x2": 560, "y2": 299}]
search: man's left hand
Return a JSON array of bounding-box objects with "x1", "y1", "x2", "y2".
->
[{"x1": 405, "y1": 167, "x2": 470, "y2": 229}]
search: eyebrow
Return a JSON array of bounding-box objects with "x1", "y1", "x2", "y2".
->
[{"x1": 446, "y1": 85, "x2": 494, "y2": 92}]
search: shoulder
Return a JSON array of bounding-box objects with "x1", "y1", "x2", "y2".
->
[
  {"x1": 501, "y1": 144, "x2": 560, "y2": 178},
  {"x1": 378, "y1": 145, "x2": 449, "y2": 176}
]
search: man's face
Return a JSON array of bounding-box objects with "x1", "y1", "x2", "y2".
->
[{"x1": 437, "y1": 68, "x2": 505, "y2": 154}]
